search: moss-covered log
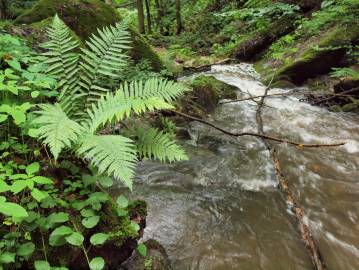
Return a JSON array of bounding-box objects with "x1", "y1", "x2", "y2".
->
[{"x1": 14, "y1": 0, "x2": 164, "y2": 71}]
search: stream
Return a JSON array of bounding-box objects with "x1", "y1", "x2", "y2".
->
[{"x1": 119, "y1": 64, "x2": 359, "y2": 269}]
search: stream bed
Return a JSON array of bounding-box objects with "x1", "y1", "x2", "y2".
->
[{"x1": 117, "y1": 64, "x2": 359, "y2": 269}]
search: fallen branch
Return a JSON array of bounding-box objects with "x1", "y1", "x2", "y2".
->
[
  {"x1": 168, "y1": 110, "x2": 345, "y2": 148},
  {"x1": 312, "y1": 87, "x2": 359, "y2": 105},
  {"x1": 220, "y1": 91, "x2": 359, "y2": 105},
  {"x1": 255, "y1": 85, "x2": 327, "y2": 270}
]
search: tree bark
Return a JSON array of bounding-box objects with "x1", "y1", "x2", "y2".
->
[
  {"x1": 136, "y1": 0, "x2": 146, "y2": 34},
  {"x1": 175, "y1": 0, "x2": 183, "y2": 35},
  {"x1": 144, "y1": 0, "x2": 152, "y2": 34},
  {"x1": 154, "y1": 0, "x2": 164, "y2": 34},
  {"x1": 0, "y1": 0, "x2": 8, "y2": 20}
]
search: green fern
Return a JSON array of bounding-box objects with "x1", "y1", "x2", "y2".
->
[
  {"x1": 33, "y1": 104, "x2": 84, "y2": 160},
  {"x1": 119, "y1": 78, "x2": 190, "y2": 102},
  {"x1": 41, "y1": 15, "x2": 81, "y2": 112},
  {"x1": 136, "y1": 128, "x2": 188, "y2": 162},
  {"x1": 83, "y1": 91, "x2": 174, "y2": 134},
  {"x1": 78, "y1": 135, "x2": 137, "y2": 189},
  {"x1": 79, "y1": 22, "x2": 131, "y2": 103},
  {"x1": 34, "y1": 16, "x2": 189, "y2": 188}
]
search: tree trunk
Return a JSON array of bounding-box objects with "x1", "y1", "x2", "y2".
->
[
  {"x1": 175, "y1": 0, "x2": 183, "y2": 35},
  {"x1": 136, "y1": 0, "x2": 146, "y2": 34},
  {"x1": 0, "y1": 0, "x2": 8, "y2": 19},
  {"x1": 144, "y1": 0, "x2": 152, "y2": 34},
  {"x1": 154, "y1": 0, "x2": 164, "y2": 34}
]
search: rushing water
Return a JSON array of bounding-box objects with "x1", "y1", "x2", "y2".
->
[{"x1": 117, "y1": 64, "x2": 359, "y2": 269}]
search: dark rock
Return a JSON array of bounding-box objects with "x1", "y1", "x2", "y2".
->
[{"x1": 119, "y1": 239, "x2": 171, "y2": 270}]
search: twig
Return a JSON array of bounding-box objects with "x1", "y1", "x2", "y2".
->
[
  {"x1": 255, "y1": 83, "x2": 327, "y2": 270},
  {"x1": 220, "y1": 91, "x2": 359, "y2": 105},
  {"x1": 312, "y1": 87, "x2": 359, "y2": 105},
  {"x1": 168, "y1": 110, "x2": 345, "y2": 148}
]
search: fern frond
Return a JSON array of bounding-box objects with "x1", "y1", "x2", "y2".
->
[
  {"x1": 79, "y1": 22, "x2": 131, "y2": 104},
  {"x1": 78, "y1": 135, "x2": 137, "y2": 189},
  {"x1": 83, "y1": 92, "x2": 174, "y2": 133},
  {"x1": 42, "y1": 15, "x2": 81, "y2": 115},
  {"x1": 135, "y1": 128, "x2": 188, "y2": 162},
  {"x1": 33, "y1": 104, "x2": 84, "y2": 160},
  {"x1": 119, "y1": 78, "x2": 189, "y2": 102}
]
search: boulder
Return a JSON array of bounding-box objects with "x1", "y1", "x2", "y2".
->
[
  {"x1": 14, "y1": 0, "x2": 164, "y2": 71},
  {"x1": 274, "y1": 25, "x2": 359, "y2": 84},
  {"x1": 179, "y1": 75, "x2": 237, "y2": 116}
]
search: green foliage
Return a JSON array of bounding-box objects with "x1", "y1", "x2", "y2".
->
[
  {"x1": 0, "y1": 12, "x2": 186, "y2": 270},
  {"x1": 33, "y1": 16, "x2": 189, "y2": 189},
  {"x1": 331, "y1": 67, "x2": 359, "y2": 79}
]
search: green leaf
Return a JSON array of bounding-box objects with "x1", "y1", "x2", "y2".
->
[
  {"x1": 10, "y1": 180, "x2": 28, "y2": 194},
  {"x1": 28, "y1": 128, "x2": 40, "y2": 138},
  {"x1": 130, "y1": 221, "x2": 140, "y2": 232},
  {"x1": 82, "y1": 215, "x2": 100, "y2": 229},
  {"x1": 65, "y1": 232, "x2": 84, "y2": 246},
  {"x1": 7, "y1": 59, "x2": 22, "y2": 71},
  {"x1": 0, "y1": 201, "x2": 28, "y2": 218},
  {"x1": 31, "y1": 176, "x2": 53, "y2": 185},
  {"x1": 26, "y1": 162, "x2": 40, "y2": 175},
  {"x1": 31, "y1": 91, "x2": 40, "y2": 98},
  {"x1": 0, "y1": 252, "x2": 15, "y2": 264},
  {"x1": 137, "y1": 243, "x2": 147, "y2": 257},
  {"x1": 116, "y1": 195, "x2": 128, "y2": 208},
  {"x1": 116, "y1": 208, "x2": 128, "y2": 217},
  {"x1": 49, "y1": 226, "x2": 73, "y2": 246},
  {"x1": 17, "y1": 242, "x2": 35, "y2": 258},
  {"x1": 31, "y1": 188, "x2": 49, "y2": 202},
  {"x1": 80, "y1": 208, "x2": 95, "y2": 218},
  {"x1": 98, "y1": 176, "x2": 113, "y2": 188},
  {"x1": 10, "y1": 109, "x2": 26, "y2": 125},
  {"x1": 34, "y1": 260, "x2": 51, "y2": 270},
  {"x1": 90, "y1": 233, "x2": 109, "y2": 246},
  {"x1": 0, "y1": 114, "x2": 8, "y2": 123},
  {"x1": 47, "y1": 212, "x2": 69, "y2": 225},
  {"x1": 89, "y1": 257, "x2": 105, "y2": 270},
  {"x1": 0, "y1": 180, "x2": 11, "y2": 192}
]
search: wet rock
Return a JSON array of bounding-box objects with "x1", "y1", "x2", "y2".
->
[
  {"x1": 14, "y1": 0, "x2": 164, "y2": 71},
  {"x1": 119, "y1": 239, "x2": 171, "y2": 270},
  {"x1": 184, "y1": 75, "x2": 237, "y2": 113}
]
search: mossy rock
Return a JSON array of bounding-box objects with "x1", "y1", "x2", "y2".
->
[
  {"x1": 177, "y1": 75, "x2": 237, "y2": 117},
  {"x1": 14, "y1": 0, "x2": 164, "y2": 71},
  {"x1": 273, "y1": 25, "x2": 359, "y2": 84}
]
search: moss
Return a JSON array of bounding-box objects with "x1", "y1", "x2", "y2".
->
[
  {"x1": 192, "y1": 75, "x2": 237, "y2": 100},
  {"x1": 14, "y1": 0, "x2": 164, "y2": 71},
  {"x1": 256, "y1": 22, "x2": 359, "y2": 85},
  {"x1": 15, "y1": 0, "x2": 120, "y2": 40}
]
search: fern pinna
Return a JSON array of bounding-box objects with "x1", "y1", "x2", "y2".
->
[{"x1": 33, "y1": 15, "x2": 189, "y2": 189}]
